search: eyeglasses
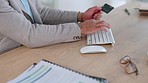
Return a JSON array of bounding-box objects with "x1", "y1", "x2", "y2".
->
[{"x1": 119, "y1": 55, "x2": 138, "y2": 76}]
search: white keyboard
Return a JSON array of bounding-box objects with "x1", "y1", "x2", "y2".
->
[{"x1": 87, "y1": 29, "x2": 115, "y2": 45}]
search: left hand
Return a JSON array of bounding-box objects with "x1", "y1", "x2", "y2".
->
[
  {"x1": 79, "y1": 19, "x2": 110, "y2": 35},
  {"x1": 81, "y1": 6, "x2": 102, "y2": 21}
]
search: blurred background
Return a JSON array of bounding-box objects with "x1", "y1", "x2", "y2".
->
[{"x1": 41, "y1": 0, "x2": 148, "y2": 12}]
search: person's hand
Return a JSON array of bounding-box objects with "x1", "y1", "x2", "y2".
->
[
  {"x1": 81, "y1": 6, "x2": 102, "y2": 21},
  {"x1": 79, "y1": 19, "x2": 110, "y2": 35}
]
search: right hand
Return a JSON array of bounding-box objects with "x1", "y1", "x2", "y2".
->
[
  {"x1": 81, "y1": 6, "x2": 102, "y2": 21},
  {"x1": 79, "y1": 19, "x2": 110, "y2": 35}
]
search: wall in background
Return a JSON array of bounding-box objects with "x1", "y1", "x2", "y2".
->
[{"x1": 41, "y1": 0, "x2": 147, "y2": 12}]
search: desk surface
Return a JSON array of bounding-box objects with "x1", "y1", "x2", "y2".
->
[{"x1": 0, "y1": 1, "x2": 148, "y2": 83}]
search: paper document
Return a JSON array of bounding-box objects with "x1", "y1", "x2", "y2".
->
[{"x1": 7, "y1": 60, "x2": 108, "y2": 83}]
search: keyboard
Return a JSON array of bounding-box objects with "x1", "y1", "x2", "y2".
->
[{"x1": 87, "y1": 29, "x2": 115, "y2": 45}]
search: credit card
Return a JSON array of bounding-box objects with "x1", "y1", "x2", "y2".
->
[{"x1": 101, "y1": 3, "x2": 114, "y2": 14}]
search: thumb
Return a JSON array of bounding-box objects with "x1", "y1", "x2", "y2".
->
[{"x1": 90, "y1": 6, "x2": 102, "y2": 13}]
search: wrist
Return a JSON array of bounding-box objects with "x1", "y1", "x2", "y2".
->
[
  {"x1": 78, "y1": 23, "x2": 85, "y2": 36},
  {"x1": 77, "y1": 12, "x2": 83, "y2": 22}
]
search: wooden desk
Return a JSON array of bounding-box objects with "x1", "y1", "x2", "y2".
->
[{"x1": 0, "y1": 1, "x2": 148, "y2": 83}]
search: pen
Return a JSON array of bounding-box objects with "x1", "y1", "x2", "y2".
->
[{"x1": 124, "y1": 8, "x2": 130, "y2": 15}]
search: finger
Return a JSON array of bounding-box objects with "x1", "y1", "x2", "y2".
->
[
  {"x1": 89, "y1": 28, "x2": 101, "y2": 34},
  {"x1": 96, "y1": 20, "x2": 105, "y2": 24},
  {"x1": 96, "y1": 24, "x2": 111, "y2": 30},
  {"x1": 93, "y1": 14, "x2": 98, "y2": 20},
  {"x1": 96, "y1": 24, "x2": 110, "y2": 29},
  {"x1": 85, "y1": 26, "x2": 108, "y2": 34},
  {"x1": 93, "y1": 13, "x2": 102, "y2": 20},
  {"x1": 91, "y1": 6, "x2": 102, "y2": 12},
  {"x1": 97, "y1": 13, "x2": 102, "y2": 19},
  {"x1": 100, "y1": 27, "x2": 108, "y2": 32},
  {"x1": 96, "y1": 11, "x2": 103, "y2": 14},
  {"x1": 96, "y1": 21, "x2": 111, "y2": 28},
  {"x1": 93, "y1": 27, "x2": 108, "y2": 32},
  {"x1": 92, "y1": 12, "x2": 101, "y2": 19}
]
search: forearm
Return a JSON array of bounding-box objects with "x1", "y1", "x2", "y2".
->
[
  {"x1": 24, "y1": 23, "x2": 81, "y2": 48},
  {"x1": 0, "y1": 11, "x2": 81, "y2": 48}
]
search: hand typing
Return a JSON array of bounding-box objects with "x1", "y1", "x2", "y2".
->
[{"x1": 79, "y1": 19, "x2": 110, "y2": 35}]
